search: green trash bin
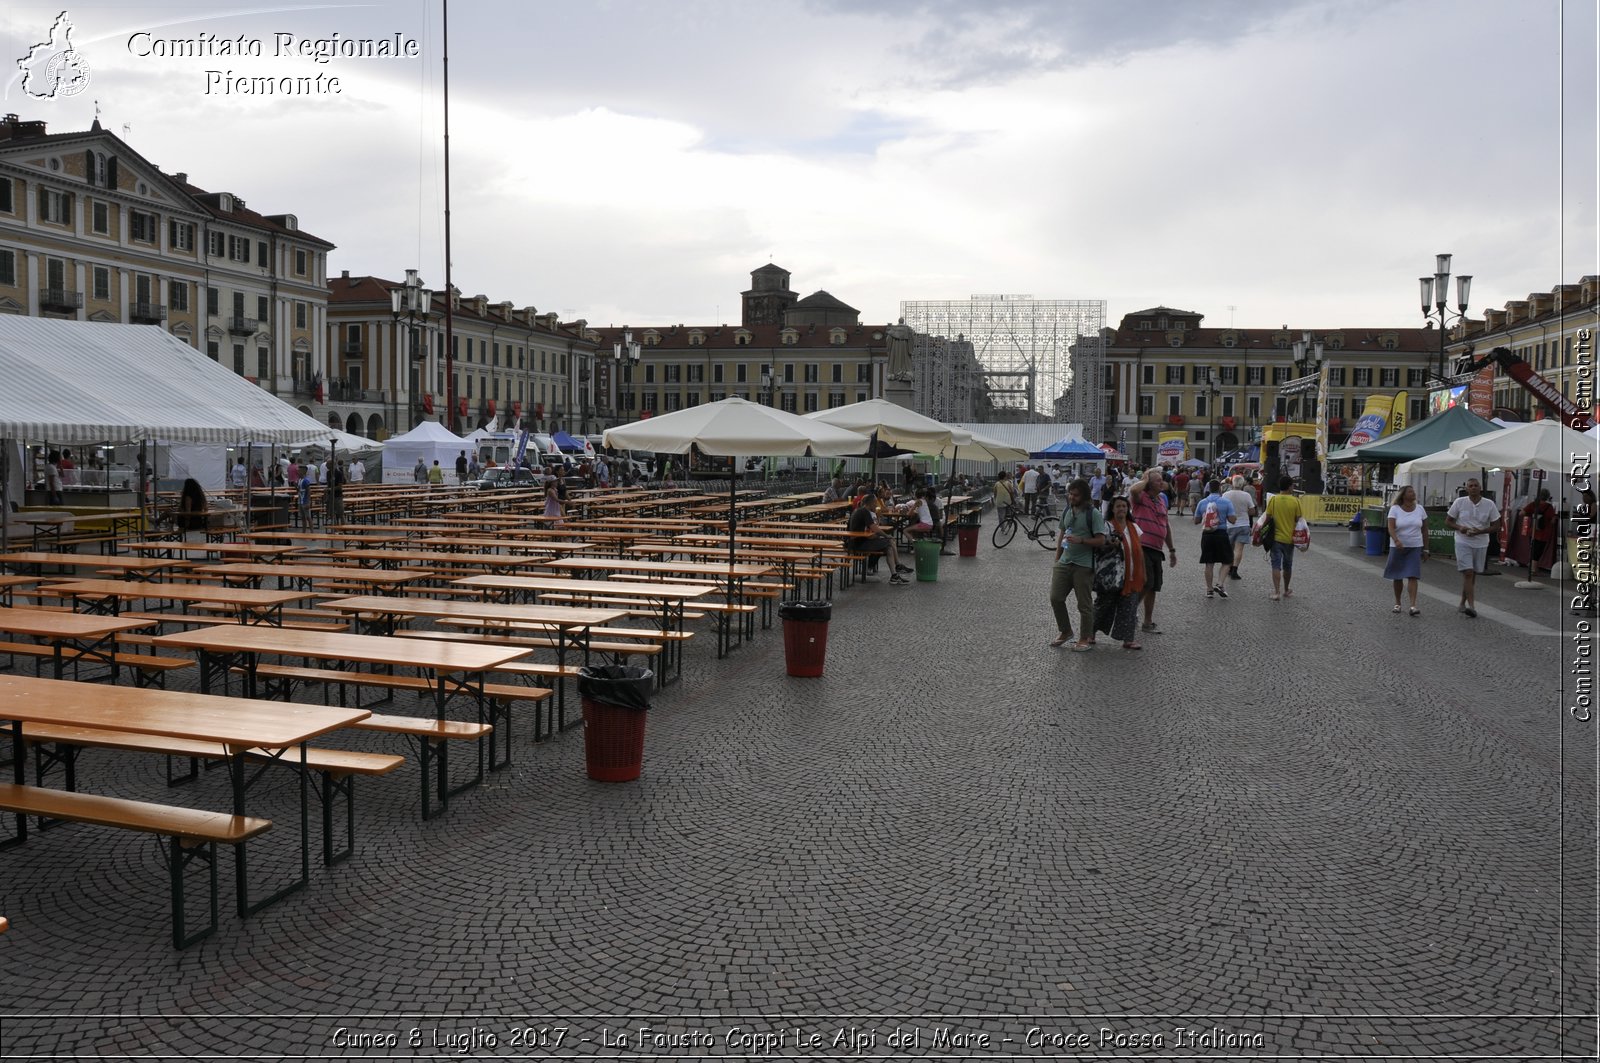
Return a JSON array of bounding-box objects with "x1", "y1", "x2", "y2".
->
[{"x1": 914, "y1": 539, "x2": 941, "y2": 582}]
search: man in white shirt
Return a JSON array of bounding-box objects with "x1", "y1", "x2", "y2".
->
[
  {"x1": 230, "y1": 460, "x2": 247, "y2": 488},
  {"x1": 1221, "y1": 475, "x2": 1258, "y2": 581},
  {"x1": 1089, "y1": 471, "x2": 1106, "y2": 504},
  {"x1": 1446, "y1": 478, "x2": 1501, "y2": 618},
  {"x1": 348, "y1": 458, "x2": 365, "y2": 484},
  {"x1": 1021, "y1": 465, "x2": 1041, "y2": 514}
]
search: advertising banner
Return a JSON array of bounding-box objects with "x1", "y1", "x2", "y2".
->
[
  {"x1": 1156, "y1": 432, "x2": 1187, "y2": 466},
  {"x1": 1389, "y1": 391, "x2": 1409, "y2": 436},
  {"x1": 1312, "y1": 362, "x2": 1331, "y2": 462},
  {"x1": 1468, "y1": 368, "x2": 1495, "y2": 418},
  {"x1": 1345, "y1": 394, "x2": 1396, "y2": 448}
]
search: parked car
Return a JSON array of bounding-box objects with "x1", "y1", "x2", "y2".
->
[{"x1": 468, "y1": 466, "x2": 540, "y2": 491}]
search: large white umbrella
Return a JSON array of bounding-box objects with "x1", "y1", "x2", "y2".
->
[
  {"x1": 805, "y1": 398, "x2": 972, "y2": 452},
  {"x1": 605, "y1": 398, "x2": 871, "y2": 574},
  {"x1": 1397, "y1": 419, "x2": 1598, "y2": 477}
]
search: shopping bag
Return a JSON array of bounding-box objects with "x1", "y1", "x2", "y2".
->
[
  {"x1": 1293, "y1": 517, "x2": 1311, "y2": 552},
  {"x1": 1200, "y1": 506, "x2": 1220, "y2": 531},
  {"x1": 1251, "y1": 513, "x2": 1271, "y2": 547}
]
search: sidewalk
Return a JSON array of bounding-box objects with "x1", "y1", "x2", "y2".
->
[{"x1": 0, "y1": 515, "x2": 1593, "y2": 1058}]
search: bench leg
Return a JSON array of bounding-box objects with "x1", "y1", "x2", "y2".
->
[
  {"x1": 319, "y1": 772, "x2": 355, "y2": 866},
  {"x1": 485, "y1": 698, "x2": 511, "y2": 771},
  {"x1": 167, "y1": 836, "x2": 218, "y2": 949}
]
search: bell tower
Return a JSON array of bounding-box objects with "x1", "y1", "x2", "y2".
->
[{"x1": 741, "y1": 263, "x2": 797, "y2": 326}]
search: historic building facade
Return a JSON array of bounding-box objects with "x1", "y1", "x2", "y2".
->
[
  {"x1": 1446, "y1": 275, "x2": 1599, "y2": 421},
  {"x1": 0, "y1": 113, "x2": 335, "y2": 410},
  {"x1": 582, "y1": 265, "x2": 892, "y2": 428},
  {"x1": 1104, "y1": 307, "x2": 1440, "y2": 465}
]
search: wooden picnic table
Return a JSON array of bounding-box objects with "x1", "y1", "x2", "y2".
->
[
  {"x1": 42, "y1": 579, "x2": 309, "y2": 626},
  {"x1": 330, "y1": 547, "x2": 590, "y2": 572},
  {"x1": 536, "y1": 556, "x2": 774, "y2": 655},
  {"x1": 0, "y1": 552, "x2": 186, "y2": 583},
  {"x1": 188, "y1": 562, "x2": 424, "y2": 595},
  {"x1": 125, "y1": 540, "x2": 305, "y2": 563},
  {"x1": 0, "y1": 673, "x2": 369, "y2": 923},
  {"x1": 0, "y1": 605, "x2": 153, "y2": 681}
]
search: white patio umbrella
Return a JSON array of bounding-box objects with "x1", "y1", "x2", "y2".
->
[
  {"x1": 805, "y1": 398, "x2": 971, "y2": 452},
  {"x1": 605, "y1": 398, "x2": 871, "y2": 574},
  {"x1": 1397, "y1": 419, "x2": 1598, "y2": 477}
]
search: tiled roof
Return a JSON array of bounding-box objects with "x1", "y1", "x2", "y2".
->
[
  {"x1": 176, "y1": 181, "x2": 334, "y2": 247},
  {"x1": 793, "y1": 289, "x2": 858, "y2": 313},
  {"x1": 326, "y1": 274, "x2": 593, "y2": 343}
]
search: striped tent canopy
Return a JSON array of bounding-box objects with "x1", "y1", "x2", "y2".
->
[{"x1": 0, "y1": 317, "x2": 337, "y2": 445}]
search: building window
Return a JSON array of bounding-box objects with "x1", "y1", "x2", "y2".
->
[
  {"x1": 735, "y1": 332, "x2": 752, "y2": 346},
  {"x1": 781, "y1": 393, "x2": 797, "y2": 413},
  {"x1": 803, "y1": 364, "x2": 819, "y2": 383},
  {"x1": 169, "y1": 221, "x2": 194, "y2": 251},
  {"x1": 644, "y1": 365, "x2": 655, "y2": 384},
  {"x1": 257, "y1": 349, "x2": 270, "y2": 380},
  {"x1": 781, "y1": 332, "x2": 797, "y2": 346},
  {"x1": 1407, "y1": 368, "x2": 1426, "y2": 387},
  {"x1": 130, "y1": 210, "x2": 157, "y2": 243},
  {"x1": 1327, "y1": 367, "x2": 1345, "y2": 386},
  {"x1": 0, "y1": 178, "x2": 12, "y2": 213},
  {"x1": 233, "y1": 344, "x2": 246, "y2": 375},
  {"x1": 257, "y1": 295, "x2": 269, "y2": 321},
  {"x1": 492, "y1": 342, "x2": 500, "y2": 367},
  {"x1": 712, "y1": 364, "x2": 724, "y2": 384},
  {"x1": 170, "y1": 281, "x2": 189, "y2": 312},
  {"x1": 1326, "y1": 398, "x2": 1344, "y2": 420},
  {"x1": 829, "y1": 329, "x2": 847, "y2": 345},
  {"x1": 831, "y1": 364, "x2": 843, "y2": 384},
  {"x1": 664, "y1": 365, "x2": 681, "y2": 384},
  {"x1": 829, "y1": 391, "x2": 845, "y2": 408},
  {"x1": 1352, "y1": 367, "x2": 1372, "y2": 387},
  {"x1": 206, "y1": 287, "x2": 219, "y2": 316},
  {"x1": 91, "y1": 201, "x2": 109, "y2": 234},
  {"x1": 687, "y1": 364, "x2": 703, "y2": 384},
  {"x1": 856, "y1": 363, "x2": 871, "y2": 383},
  {"x1": 1271, "y1": 367, "x2": 1289, "y2": 384},
  {"x1": 665, "y1": 393, "x2": 681, "y2": 412},
  {"x1": 710, "y1": 391, "x2": 726, "y2": 402},
  {"x1": 295, "y1": 249, "x2": 307, "y2": 276},
  {"x1": 92, "y1": 267, "x2": 109, "y2": 300},
  {"x1": 1246, "y1": 366, "x2": 1264, "y2": 385},
  {"x1": 1247, "y1": 396, "x2": 1261, "y2": 419},
  {"x1": 207, "y1": 231, "x2": 225, "y2": 257},
  {"x1": 1221, "y1": 396, "x2": 1235, "y2": 417},
  {"x1": 1167, "y1": 395, "x2": 1181, "y2": 416},
  {"x1": 1219, "y1": 366, "x2": 1237, "y2": 384},
  {"x1": 1195, "y1": 394, "x2": 1208, "y2": 417},
  {"x1": 686, "y1": 392, "x2": 700, "y2": 407},
  {"x1": 1141, "y1": 365, "x2": 1155, "y2": 385},
  {"x1": 855, "y1": 390, "x2": 867, "y2": 403},
  {"x1": 38, "y1": 189, "x2": 72, "y2": 224},
  {"x1": 206, "y1": 341, "x2": 219, "y2": 361},
  {"x1": 1138, "y1": 395, "x2": 1153, "y2": 416},
  {"x1": 1410, "y1": 398, "x2": 1426, "y2": 423},
  {"x1": 1165, "y1": 365, "x2": 1184, "y2": 384},
  {"x1": 1380, "y1": 368, "x2": 1399, "y2": 388},
  {"x1": 256, "y1": 241, "x2": 268, "y2": 268},
  {"x1": 784, "y1": 364, "x2": 795, "y2": 384},
  {"x1": 295, "y1": 301, "x2": 307, "y2": 329},
  {"x1": 688, "y1": 332, "x2": 704, "y2": 346},
  {"x1": 799, "y1": 393, "x2": 816, "y2": 412},
  {"x1": 736, "y1": 364, "x2": 748, "y2": 384}
]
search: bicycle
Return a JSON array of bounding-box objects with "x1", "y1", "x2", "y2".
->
[{"x1": 991, "y1": 503, "x2": 1059, "y2": 549}]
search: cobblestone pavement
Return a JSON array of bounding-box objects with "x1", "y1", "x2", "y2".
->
[{"x1": 0, "y1": 516, "x2": 1595, "y2": 1059}]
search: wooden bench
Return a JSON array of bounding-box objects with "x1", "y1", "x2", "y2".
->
[
  {"x1": 0, "y1": 781, "x2": 270, "y2": 948},
  {"x1": 235, "y1": 664, "x2": 541, "y2": 814},
  {"x1": 21, "y1": 723, "x2": 402, "y2": 865},
  {"x1": 347, "y1": 712, "x2": 497, "y2": 821},
  {"x1": 0, "y1": 640, "x2": 193, "y2": 688}
]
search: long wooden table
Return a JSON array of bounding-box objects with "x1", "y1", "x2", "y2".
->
[
  {"x1": 43, "y1": 579, "x2": 309, "y2": 626},
  {"x1": 126, "y1": 540, "x2": 304, "y2": 563},
  {"x1": 190, "y1": 562, "x2": 424, "y2": 595},
  {"x1": 0, "y1": 606, "x2": 153, "y2": 682},
  {"x1": 149, "y1": 624, "x2": 531, "y2": 817},
  {"x1": 0, "y1": 552, "x2": 186, "y2": 583},
  {"x1": 535, "y1": 557, "x2": 774, "y2": 655},
  {"x1": 0, "y1": 673, "x2": 368, "y2": 919}
]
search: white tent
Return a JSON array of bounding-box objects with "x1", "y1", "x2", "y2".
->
[
  {"x1": 381, "y1": 420, "x2": 466, "y2": 483},
  {"x1": 1397, "y1": 419, "x2": 1598, "y2": 478},
  {"x1": 605, "y1": 397, "x2": 868, "y2": 458},
  {"x1": 0, "y1": 317, "x2": 338, "y2": 444}
]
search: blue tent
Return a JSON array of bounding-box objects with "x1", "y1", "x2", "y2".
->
[
  {"x1": 552, "y1": 430, "x2": 586, "y2": 453},
  {"x1": 1029, "y1": 436, "x2": 1105, "y2": 460}
]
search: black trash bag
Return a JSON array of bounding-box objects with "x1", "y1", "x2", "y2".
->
[
  {"x1": 578, "y1": 665, "x2": 653, "y2": 711},
  {"x1": 778, "y1": 600, "x2": 832, "y2": 623}
]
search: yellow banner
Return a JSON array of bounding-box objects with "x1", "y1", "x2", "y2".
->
[
  {"x1": 1389, "y1": 391, "x2": 1409, "y2": 435},
  {"x1": 1312, "y1": 362, "x2": 1331, "y2": 462},
  {"x1": 1156, "y1": 431, "x2": 1187, "y2": 465},
  {"x1": 1345, "y1": 394, "x2": 1396, "y2": 448}
]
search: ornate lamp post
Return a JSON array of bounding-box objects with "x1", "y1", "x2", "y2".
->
[
  {"x1": 1419, "y1": 253, "x2": 1472, "y2": 382},
  {"x1": 1206, "y1": 368, "x2": 1221, "y2": 463},
  {"x1": 388, "y1": 269, "x2": 434, "y2": 428},
  {"x1": 613, "y1": 330, "x2": 641, "y2": 423}
]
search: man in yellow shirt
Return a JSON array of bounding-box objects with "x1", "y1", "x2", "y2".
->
[{"x1": 1263, "y1": 475, "x2": 1302, "y2": 601}]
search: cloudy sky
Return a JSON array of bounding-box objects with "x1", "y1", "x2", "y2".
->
[{"x1": 2, "y1": 0, "x2": 1594, "y2": 333}]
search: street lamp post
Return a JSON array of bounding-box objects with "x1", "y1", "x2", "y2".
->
[
  {"x1": 1206, "y1": 368, "x2": 1221, "y2": 465},
  {"x1": 388, "y1": 269, "x2": 434, "y2": 429},
  {"x1": 761, "y1": 364, "x2": 776, "y2": 407},
  {"x1": 613, "y1": 330, "x2": 641, "y2": 424},
  {"x1": 1419, "y1": 253, "x2": 1472, "y2": 382}
]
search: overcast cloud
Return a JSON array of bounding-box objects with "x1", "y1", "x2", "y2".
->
[{"x1": 1, "y1": 0, "x2": 1593, "y2": 331}]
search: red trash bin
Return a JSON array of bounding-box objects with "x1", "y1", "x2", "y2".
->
[
  {"x1": 779, "y1": 600, "x2": 832, "y2": 677},
  {"x1": 957, "y1": 524, "x2": 979, "y2": 557},
  {"x1": 579, "y1": 666, "x2": 653, "y2": 782}
]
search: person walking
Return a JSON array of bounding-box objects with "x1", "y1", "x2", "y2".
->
[
  {"x1": 1049, "y1": 478, "x2": 1108, "y2": 651},
  {"x1": 1384, "y1": 485, "x2": 1428, "y2": 615},
  {"x1": 325, "y1": 460, "x2": 346, "y2": 526},
  {"x1": 296, "y1": 468, "x2": 312, "y2": 530},
  {"x1": 413, "y1": 457, "x2": 427, "y2": 484},
  {"x1": 1094, "y1": 494, "x2": 1147, "y2": 650},
  {"x1": 1193, "y1": 480, "x2": 1236, "y2": 598},
  {"x1": 542, "y1": 479, "x2": 564, "y2": 524},
  {"x1": 1186, "y1": 469, "x2": 1204, "y2": 515},
  {"x1": 1129, "y1": 467, "x2": 1178, "y2": 634},
  {"x1": 993, "y1": 469, "x2": 1019, "y2": 515},
  {"x1": 455, "y1": 450, "x2": 469, "y2": 484},
  {"x1": 1263, "y1": 474, "x2": 1303, "y2": 600},
  {"x1": 1172, "y1": 468, "x2": 1190, "y2": 516},
  {"x1": 1520, "y1": 488, "x2": 1557, "y2": 574},
  {"x1": 1222, "y1": 474, "x2": 1257, "y2": 580},
  {"x1": 1021, "y1": 465, "x2": 1040, "y2": 515},
  {"x1": 177, "y1": 478, "x2": 208, "y2": 544},
  {"x1": 43, "y1": 450, "x2": 64, "y2": 505},
  {"x1": 1446, "y1": 478, "x2": 1499, "y2": 618},
  {"x1": 427, "y1": 459, "x2": 445, "y2": 487}
]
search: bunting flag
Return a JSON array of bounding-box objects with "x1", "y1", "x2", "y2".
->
[{"x1": 1389, "y1": 391, "x2": 1409, "y2": 435}]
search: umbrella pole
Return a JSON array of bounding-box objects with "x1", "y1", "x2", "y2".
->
[
  {"x1": 943, "y1": 445, "x2": 958, "y2": 554},
  {"x1": 727, "y1": 455, "x2": 737, "y2": 602}
]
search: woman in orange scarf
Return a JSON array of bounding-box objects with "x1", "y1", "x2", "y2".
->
[{"x1": 1094, "y1": 495, "x2": 1148, "y2": 650}]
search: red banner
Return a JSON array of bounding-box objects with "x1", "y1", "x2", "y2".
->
[
  {"x1": 422, "y1": 394, "x2": 434, "y2": 414},
  {"x1": 487, "y1": 400, "x2": 496, "y2": 416},
  {"x1": 640, "y1": 410, "x2": 653, "y2": 419},
  {"x1": 457, "y1": 397, "x2": 468, "y2": 417},
  {"x1": 1468, "y1": 367, "x2": 1495, "y2": 418},
  {"x1": 511, "y1": 401, "x2": 522, "y2": 418},
  {"x1": 535, "y1": 403, "x2": 544, "y2": 419}
]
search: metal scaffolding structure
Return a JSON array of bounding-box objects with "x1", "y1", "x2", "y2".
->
[
  {"x1": 900, "y1": 295, "x2": 1106, "y2": 430},
  {"x1": 909, "y1": 333, "x2": 983, "y2": 422}
]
